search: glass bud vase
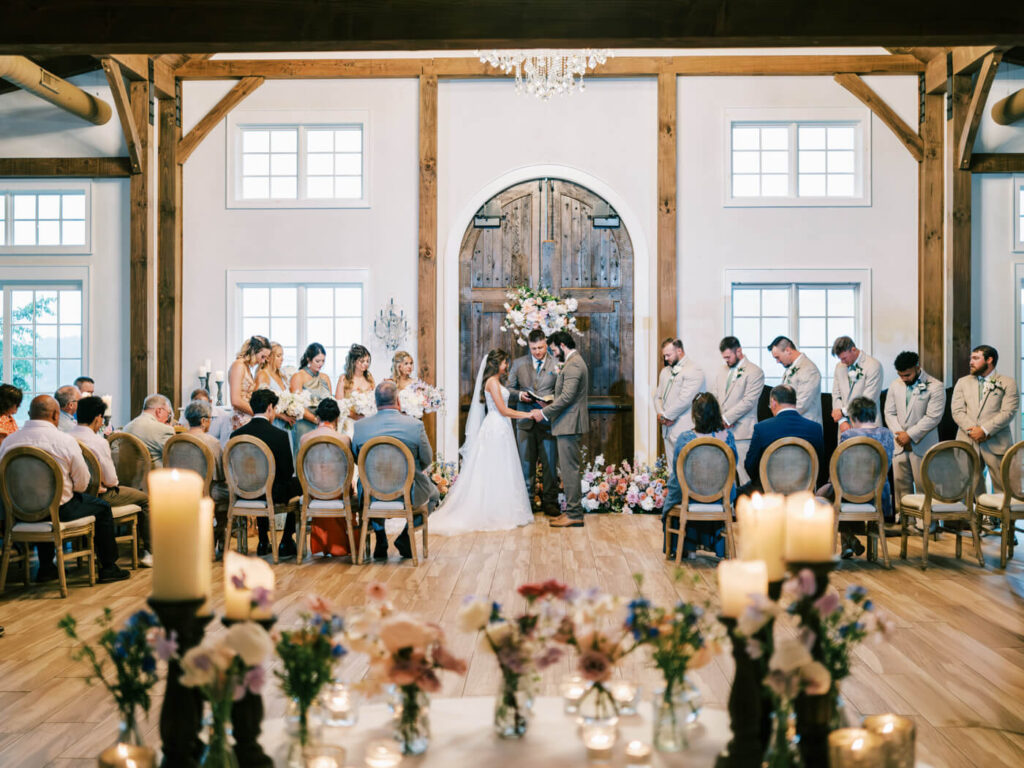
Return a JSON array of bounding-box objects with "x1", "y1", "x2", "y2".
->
[
  {"x1": 115, "y1": 706, "x2": 145, "y2": 748},
  {"x1": 652, "y1": 676, "x2": 702, "y2": 752},
  {"x1": 494, "y1": 673, "x2": 534, "y2": 739},
  {"x1": 393, "y1": 686, "x2": 430, "y2": 755},
  {"x1": 200, "y1": 700, "x2": 239, "y2": 768},
  {"x1": 578, "y1": 683, "x2": 619, "y2": 728},
  {"x1": 763, "y1": 695, "x2": 803, "y2": 768},
  {"x1": 285, "y1": 697, "x2": 324, "y2": 768}
]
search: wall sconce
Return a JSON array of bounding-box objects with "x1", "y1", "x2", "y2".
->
[
  {"x1": 473, "y1": 200, "x2": 503, "y2": 228},
  {"x1": 373, "y1": 298, "x2": 409, "y2": 353},
  {"x1": 591, "y1": 201, "x2": 620, "y2": 228}
]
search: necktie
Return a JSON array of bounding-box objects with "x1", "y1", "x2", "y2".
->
[
  {"x1": 535, "y1": 359, "x2": 542, "y2": 376},
  {"x1": 978, "y1": 376, "x2": 985, "y2": 400}
]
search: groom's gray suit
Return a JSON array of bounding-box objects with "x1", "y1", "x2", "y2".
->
[
  {"x1": 541, "y1": 350, "x2": 590, "y2": 521},
  {"x1": 507, "y1": 352, "x2": 560, "y2": 512}
]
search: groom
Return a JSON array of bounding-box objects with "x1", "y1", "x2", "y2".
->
[{"x1": 532, "y1": 330, "x2": 589, "y2": 528}]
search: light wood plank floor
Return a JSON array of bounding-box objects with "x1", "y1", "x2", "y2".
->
[{"x1": 1, "y1": 515, "x2": 1023, "y2": 767}]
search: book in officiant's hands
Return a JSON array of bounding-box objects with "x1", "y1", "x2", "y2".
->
[{"x1": 523, "y1": 389, "x2": 554, "y2": 405}]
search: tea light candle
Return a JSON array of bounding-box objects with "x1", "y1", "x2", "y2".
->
[
  {"x1": 717, "y1": 559, "x2": 768, "y2": 618},
  {"x1": 863, "y1": 714, "x2": 915, "y2": 768},
  {"x1": 302, "y1": 745, "x2": 345, "y2": 768},
  {"x1": 98, "y1": 743, "x2": 156, "y2": 768},
  {"x1": 828, "y1": 728, "x2": 883, "y2": 768},
  {"x1": 364, "y1": 738, "x2": 402, "y2": 768},
  {"x1": 224, "y1": 550, "x2": 275, "y2": 620},
  {"x1": 560, "y1": 674, "x2": 589, "y2": 714},
  {"x1": 736, "y1": 492, "x2": 787, "y2": 580},
  {"x1": 609, "y1": 681, "x2": 640, "y2": 715},
  {"x1": 625, "y1": 739, "x2": 652, "y2": 766},
  {"x1": 582, "y1": 724, "x2": 617, "y2": 762},
  {"x1": 321, "y1": 681, "x2": 358, "y2": 727},
  {"x1": 149, "y1": 468, "x2": 206, "y2": 600},
  {"x1": 784, "y1": 493, "x2": 835, "y2": 562}
]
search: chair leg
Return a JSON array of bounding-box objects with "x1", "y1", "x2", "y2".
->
[
  {"x1": 422, "y1": 513, "x2": 428, "y2": 560},
  {"x1": 55, "y1": 537, "x2": 68, "y2": 598},
  {"x1": 24, "y1": 542, "x2": 32, "y2": 586},
  {"x1": 407, "y1": 512, "x2": 419, "y2": 566},
  {"x1": 358, "y1": 516, "x2": 371, "y2": 566},
  {"x1": 268, "y1": 512, "x2": 278, "y2": 564},
  {"x1": 224, "y1": 511, "x2": 235, "y2": 555},
  {"x1": 297, "y1": 505, "x2": 308, "y2": 563},
  {"x1": 0, "y1": 540, "x2": 11, "y2": 595},
  {"x1": 673, "y1": 513, "x2": 688, "y2": 565},
  {"x1": 876, "y1": 513, "x2": 890, "y2": 569},
  {"x1": 722, "y1": 516, "x2": 735, "y2": 559},
  {"x1": 345, "y1": 513, "x2": 357, "y2": 565},
  {"x1": 920, "y1": 511, "x2": 931, "y2": 570},
  {"x1": 955, "y1": 521, "x2": 963, "y2": 559},
  {"x1": 969, "y1": 512, "x2": 985, "y2": 568},
  {"x1": 899, "y1": 511, "x2": 908, "y2": 559},
  {"x1": 130, "y1": 518, "x2": 138, "y2": 570},
  {"x1": 1001, "y1": 515, "x2": 1010, "y2": 569},
  {"x1": 88, "y1": 529, "x2": 96, "y2": 586}
]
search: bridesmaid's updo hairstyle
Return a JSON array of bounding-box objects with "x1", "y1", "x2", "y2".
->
[
  {"x1": 236, "y1": 335, "x2": 271, "y2": 365},
  {"x1": 480, "y1": 348, "x2": 510, "y2": 402},
  {"x1": 300, "y1": 342, "x2": 327, "y2": 371}
]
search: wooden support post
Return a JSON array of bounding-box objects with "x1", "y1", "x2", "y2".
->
[
  {"x1": 129, "y1": 81, "x2": 151, "y2": 415},
  {"x1": 101, "y1": 58, "x2": 143, "y2": 173},
  {"x1": 417, "y1": 74, "x2": 438, "y2": 446},
  {"x1": 177, "y1": 76, "x2": 264, "y2": 164},
  {"x1": 834, "y1": 73, "x2": 923, "y2": 161},
  {"x1": 0, "y1": 157, "x2": 131, "y2": 176},
  {"x1": 947, "y1": 75, "x2": 972, "y2": 379},
  {"x1": 918, "y1": 89, "x2": 944, "y2": 377},
  {"x1": 957, "y1": 52, "x2": 1001, "y2": 170},
  {"x1": 157, "y1": 93, "x2": 183, "y2": 408},
  {"x1": 656, "y1": 71, "x2": 677, "y2": 345}
]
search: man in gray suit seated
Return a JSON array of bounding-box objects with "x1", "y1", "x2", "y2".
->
[{"x1": 353, "y1": 380, "x2": 440, "y2": 560}]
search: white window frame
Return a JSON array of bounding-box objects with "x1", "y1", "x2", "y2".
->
[
  {"x1": 0, "y1": 180, "x2": 91, "y2": 254},
  {"x1": 723, "y1": 107, "x2": 872, "y2": 208},
  {"x1": 1013, "y1": 175, "x2": 1024, "y2": 253},
  {"x1": 724, "y1": 268, "x2": 871, "y2": 389},
  {"x1": 1013, "y1": 263, "x2": 1024, "y2": 439},
  {"x1": 226, "y1": 109, "x2": 370, "y2": 210}
]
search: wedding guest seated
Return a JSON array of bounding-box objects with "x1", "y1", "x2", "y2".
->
[
  {"x1": 229, "y1": 388, "x2": 301, "y2": 559},
  {"x1": 73, "y1": 376, "x2": 95, "y2": 396},
  {"x1": 0, "y1": 395, "x2": 129, "y2": 583},
  {"x1": 54, "y1": 385, "x2": 80, "y2": 432},
  {"x1": 817, "y1": 396, "x2": 895, "y2": 558},
  {"x1": 300, "y1": 398, "x2": 353, "y2": 558},
  {"x1": 180, "y1": 388, "x2": 233, "y2": 446},
  {"x1": 184, "y1": 399, "x2": 231, "y2": 552},
  {"x1": 299, "y1": 398, "x2": 351, "y2": 448},
  {"x1": 73, "y1": 396, "x2": 153, "y2": 567},
  {"x1": 352, "y1": 380, "x2": 439, "y2": 560},
  {"x1": 123, "y1": 394, "x2": 176, "y2": 468},
  {"x1": 740, "y1": 384, "x2": 825, "y2": 496},
  {"x1": 662, "y1": 392, "x2": 738, "y2": 560},
  {"x1": 0, "y1": 384, "x2": 23, "y2": 446}
]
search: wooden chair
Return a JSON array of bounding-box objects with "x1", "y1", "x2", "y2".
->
[
  {"x1": 223, "y1": 435, "x2": 299, "y2": 563},
  {"x1": 296, "y1": 434, "x2": 357, "y2": 562},
  {"x1": 107, "y1": 431, "x2": 152, "y2": 490},
  {"x1": 664, "y1": 437, "x2": 737, "y2": 563},
  {"x1": 760, "y1": 437, "x2": 819, "y2": 495},
  {"x1": 975, "y1": 440, "x2": 1024, "y2": 569},
  {"x1": 78, "y1": 440, "x2": 141, "y2": 569},
  {"x1": 0, "y1": 446, "x2": 96, "y2": 598},
  {"x1": 899, "y1": 440, "x2": 983, "y2": 569},
  {"x1": 358, "y1": 436, "x2": 428, "y2": 566},
  {"x1": 830, "y1": 437, "x2": 890, "y2": 568}
]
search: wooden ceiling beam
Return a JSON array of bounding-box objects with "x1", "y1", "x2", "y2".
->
[
  {"x1": 885, "y1": 46, "x2": 947, "y2": 62},
  {"x1": 101, "y1": 54, "x2": 175, "y2": 99},
  {"x1": 101, "y1": 57, "x2": 143, "y2": 174},
  {"x1": 970, "y1": 153, "x2": 1024, "y2": 173},
  {"x1": 177, "y1": 76, "x2": 264, "y2": 164},
  {"x1": 951, "y1": 46, "x2": 1006, "y2": 74},
  {"x1": 834, "y1": 73, "x2": 923, "y2": 162},
  {"x1": 0, "y1": 157, "x2": 132, "y2": 176},
  {"x1": 956, "y1": 51, "x2": 1002, "y2": 170},
  {"x1": 925, "y1": 51, "x2": 950, "y2": 94}
]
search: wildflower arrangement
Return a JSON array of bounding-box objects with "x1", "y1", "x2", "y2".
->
[
  {"x1": 581, "y1": 453, "x2": 669, "y2": 514},
  {"x1": 428, "y1": 457, "x2": 458, "y2": 501},
  {"x1": 275, "y1": 595, "x2": 349, "y2": 749},
  {"x1": 501, "y1": 285, "x2": 581, "y2": 346},
  {"x1": 399, "y1": 380, "x2": 446, "y2": 419}
]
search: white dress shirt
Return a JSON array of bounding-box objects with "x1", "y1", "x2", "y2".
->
[
  {"x1": 71, "y1": 424, "x2": 119, "y2": 488},
  {"x1": 0, "y1": 419, "x2": 90, "y2": 504}
]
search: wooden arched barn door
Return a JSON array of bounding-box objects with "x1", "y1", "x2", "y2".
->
[{"x1": 458, "y1": 178, "x2": 635, "y2": 464}]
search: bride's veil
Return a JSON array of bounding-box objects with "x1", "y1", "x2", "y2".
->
[{"x1": 460, "y1": 355, "x2": 488, "y2": 463}]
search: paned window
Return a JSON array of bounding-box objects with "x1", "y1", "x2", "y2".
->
[{"x1": 0, "y1": 189, "x2": 88, "y2": 250}]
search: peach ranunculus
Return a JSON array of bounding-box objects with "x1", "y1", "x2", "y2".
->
[
  {"x1": 379, "y1": 614, "x2": 439, "y2": 653},
  {"x1": 597, "y1": 491, "x2": 609, "y2": 503}
]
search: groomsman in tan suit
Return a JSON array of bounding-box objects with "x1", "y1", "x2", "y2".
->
[
  {"x1": 768, "y1": 336, "x2": 822, "y2": 424},
  {"x1": 951, "y1": 344, "x2": 1020, "y2": 494},
  {"x1": 830, "y1": 336, "x2": 883, "y2": 431},
  {"x1": 883, "y1": 351, "x2": 945, "y2": 500},
  {"x1": 654, "y1": 338, "x2": 705, "y2": 463},
  {"x1": 713, "y1": 336, "x2": 765, "y2": 484}
]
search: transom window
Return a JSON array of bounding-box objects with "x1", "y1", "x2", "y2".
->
[
  {"x1": 0, "y1": 283, "x2": 84, "y2": 423},
  {"x1": 0, "y1": 189, "x2": 89, "y2": 251},
  {"x1": 731, "y1": 283, "x2": 859, "y2": 389},
  {"x1": 1014, "y1": 176, "x2": 1024, "y2": 253},
  {"x1": 239, "y1": 283, "x2": 363, "y2": 383}
]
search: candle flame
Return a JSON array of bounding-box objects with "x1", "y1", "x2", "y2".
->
[
  {"x1": 882, "y1": 721, "x2": 894, "y2": 734},
  {"x1": 802, "y1": 497, "x2": 817, "y2": 517},
  {"x1": 116, "y1": 744, "x2": 128, "y2": 757},
  {"x1": 852, "y1": 737, "x2": 864, "y2": 751}
]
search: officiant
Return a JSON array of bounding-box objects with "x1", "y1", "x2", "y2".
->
[{"x1": 507, "y1": 328, "x2": 560, "y2": 516}]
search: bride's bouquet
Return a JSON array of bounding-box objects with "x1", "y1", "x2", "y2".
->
[
  {"x1": 275, "y1": 390, "x2": 310, "y2": 420},
  {"x1": 348, "y1": 389, "x2": 377, "y2": 418},
  {"x1": 501, "y1": 285, "x2": 581, "y2": 347},
  {"x1": 399, "y1": 380, "x2": 446, "y2": 419}
]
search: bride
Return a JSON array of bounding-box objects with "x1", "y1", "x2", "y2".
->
[{"x1": 430, "y1": 348, "x2": 536, "y2": 535}]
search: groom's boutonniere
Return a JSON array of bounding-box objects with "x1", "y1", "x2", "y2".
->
[
  {"x1": 913, "y1": 379, "x2": 928, "y2": 395},
  {"x1": 849, "y1": 364, "x2": 864, "y2": 383},
  {"x1": 983, "y1": 377, "x2": 1004, "y2": 395},
  {"x1": 669, "y1": 361, "x2": 684, "y2": 379},
  {"x1": 784, "y1": 365, "x2": 799, "y2": 382}
]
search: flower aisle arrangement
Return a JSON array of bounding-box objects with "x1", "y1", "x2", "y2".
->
[
  {"x1": 458, "y1": 579, "x2": 568, "y2": 738},
  {"x1": 428, "y1": 457, "x2": 458, "y2": 501},
  {"x1": 276, "y1": 596, "x2": 348, "y2": 766},
  {"x1": 398, "y1": 380, "x2": 446, "y2": 419},
  {"x1": 501, "y1": 285, "x2": 581, "y2": 346},
  {"x1": 179, "y1": 621, "x2": 274, "y2": 768},
  {"x1": 58, "y1": 609, "x2": 170, "y2": 748},
  {"x1": 275, "y1": 390, "x2": 311, "y2": 421},
  {"x1": 580, "y1": 453, "x2": 669, "y2": 514},
  {"x1": 348, "y1": 583, "x2": 467, "y2": 755}
]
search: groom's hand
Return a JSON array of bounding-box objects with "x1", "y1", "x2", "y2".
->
[{"x1": 530, "y1": 410, "x2": 545, "y2": 422}]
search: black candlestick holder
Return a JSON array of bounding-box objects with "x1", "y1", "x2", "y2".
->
[
  {"x1": 199, "y1": 373, "x2": 210, "y2": 395},
  {"x1": 715, "y1": 616, "x2": 770, "y2": 768},
  {"x1": 222, "y1": 615, "x2": 278, "y2": 768},
  {"x1": 786, "y1": 557, "x2": 839, "y2": 598},
  {"x1": 148, "y1": 597, "x2": 210, "y2": 768}
]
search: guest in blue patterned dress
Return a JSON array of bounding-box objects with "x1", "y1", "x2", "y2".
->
[
  {"x1": 289, "y1": 343, "x2": 333, "y2": 453},
  {"x1": 662, "y1": 392, "x2": 738, "y2": 559}
]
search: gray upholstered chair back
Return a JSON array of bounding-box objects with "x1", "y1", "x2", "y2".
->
[
  {"x1": 0, "y1": 447, "x2": 62, "y2": 524},
  {"x1": 359, "y1": 437, "x2": 414, "y2": 502},
  {"x1": 298, "y1": 436, "x2": 353, "y2": 499},
  {"x1": 831, "y1": 437, "x2": 886, "y2": 502},
  {"x1": 76, "y1": 441, "x2": 102, "y2": 497},
  {"x1": 922, "y1": 440, "x2": 978, "y2": 502},
  {"x1": 224, "y1": 436, "x2": 274, "y2": 499},
  {"x1": 1000, "y1": 441, "x2": 1024, "y2": 500},
  {"x1": 165, "y1": 434, "x2": 214, "y2": 493},
  {"x1": 761, "y1": 438, "x2": 818, "y2": 494},
  {"x1": 679, "y1": 438, "x2": 735, "y2": 502},
  {"x1": 108, "y1": 432, "x2": 151, "y2": 489}
]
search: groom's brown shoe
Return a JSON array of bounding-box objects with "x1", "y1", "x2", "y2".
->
[{"x1": 549, "y1": 514, "x2": 584, "y2": 528}]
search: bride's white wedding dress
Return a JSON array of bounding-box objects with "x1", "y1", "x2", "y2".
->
[{"x1": 429, "y1": 381, "x2": 534, "y2": 535}]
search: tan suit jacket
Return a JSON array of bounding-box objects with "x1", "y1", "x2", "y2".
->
[
  {"x1": 654, "y1": 356, "x2": 704, "y2": 445},
  {"x1": 781, "y1": 353, "x2": 822, "y2": 425},
  {"x1": 712, "y1": 358, "x2": 764, "y2": 441},
  {"x1": 883, "y1": 372, "x2": 945, "y2": 457},
  {"x1": 832, "y1": 352, "x2": 883, "y2": 425},
  {"x1": 951, "y1": 371, "x2": 1019, "y2": 455},
  {"x1": 542, "y1": 351, "x2": 589, "y2": 436}
]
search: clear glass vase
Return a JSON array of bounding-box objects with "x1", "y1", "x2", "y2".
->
[
  {"x1": 393, "y1": 686, "x2": 430, "y2": 755},
  {"x1": 763, "y1": 695, "x2": 803, "y2": 768},
  {"x1": 200, "y1": 700, "x2": 239, "y2": 768},
  {"x1": 115, "y1": 706, "x2": 145, "y2": 747},
  {"x1": 494, "y1": 673, "x2": 534, "y2": 739},
  {"x1": 578, "y1": 683, "x2": 619, "y2": 727},
  {"x1": 652, "y1": 676, "x2": 702, "y2": 752},
  {"x1": 284, "y1": 697, "x2": 324, "y2": 768}
]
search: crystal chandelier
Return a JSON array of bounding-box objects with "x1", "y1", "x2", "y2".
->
[{"x1": 477, "y1": 49, "x2": 612, "y2": 100}]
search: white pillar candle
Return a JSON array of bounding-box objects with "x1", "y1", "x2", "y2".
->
[
  {"x1": 100, "y1": 394, "x2": 113, "y2": 415},
  {"x1": 149, "y1": 469, "x2": 205, "y2": 600},
  {"x1": 717, "y1": 559, "x2": 768, "y2": 618},
  {"x1": 196, "y1": 498, "x2": 214, "y2": 615},
  {"x1": 224, "y1": 551, "x2": 276, "y2": 620},
  {"x1": 198, "y1": 365, "x2": 209, "y2": 377},
  {"x1": 784, "y1": 494, "x2": 835, "y2": 562},
  {"x1": 213, "y1": 370, "x2": 225, "y2": 383},
  {"x1": 736, "y1": 492, "x2": 787, "y2": 580},
  {"x1": 204, "y1": 358, "x2": 212, "y2": 372}
]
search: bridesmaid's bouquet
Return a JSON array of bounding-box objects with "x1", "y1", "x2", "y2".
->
[
  {"x1": 399, "y1": 380, "x2": 445, "y2": 419},
  {"x1": 348, "y1": 389, "x2": 378, "y2": 418},
  {"x1": 276, "y1": 390, "x2": 310, "y2": 420}
]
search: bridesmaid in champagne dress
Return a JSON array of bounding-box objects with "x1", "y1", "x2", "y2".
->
[
  {"x1": 335, "y1": 344, "x2": 376, "y2": 432},
  {"x1": 229, "y1": 336, "x2": 271, "y2": 431},
  {"x1": 255, "y1": 342, "x2": 297, "y2": 435},
  {"x1": 290, "y1": 342, "x2": 333, "y2": 452}
]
